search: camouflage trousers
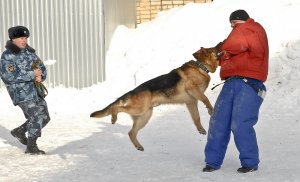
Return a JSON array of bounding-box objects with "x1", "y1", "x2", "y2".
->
[{"x1": 18, "y1": 97, "x2": 50, "y2": 138}]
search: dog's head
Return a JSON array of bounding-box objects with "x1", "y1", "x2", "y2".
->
[{"x1": 192, "y1": 43, "x2": 223, "y2": 73}]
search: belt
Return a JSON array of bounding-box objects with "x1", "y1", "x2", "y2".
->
[
  {"x1": 211, "y1": 76, "x2": 266, "y2": 99},
  {"x1": 226, "y1": 76, "x2": 266, "y2": 99}
]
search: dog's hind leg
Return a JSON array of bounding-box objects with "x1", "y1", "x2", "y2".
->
[
  {"x1": 110, "y1": 107, "x2": 118, "y2": 124},
  {"x1": 186, "y1": 102, "x2": 207, "y2": 135},
  {"x1": 128, "y1": 109, "x2": 153, "y2": 151}
]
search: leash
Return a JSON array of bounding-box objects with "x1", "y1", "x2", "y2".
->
[
  {"x1": 211, "y1": 76, "x2": 266, "y2": 98},
  {"x1": 211, "y1": 81, "x2": 226, "y2": 90},
  {"x1": 211, "y1": 76, "x2": 246, "y2": 90},
  {"x1": 211, "y1": 76, "x2": 239, "y2": 90},
  {"x1": 35, "y1": 82, "x2": 48, "y2": 98}
]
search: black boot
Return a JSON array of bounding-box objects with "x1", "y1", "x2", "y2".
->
[
  {"x1": 237, "y1": 166, "x2": 258, "y2": 173},
  {"x1": 202, "y1": 165, "x2": 217, "y2": 172},
  {"x1": 25, "y1": 137, "x2": 45, "y2": 155},
  {"x1": 11, "y1": 123, "x2": 27, "y2": 145}
]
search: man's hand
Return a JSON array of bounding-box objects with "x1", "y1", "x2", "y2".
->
[
  {"x1": 35, "y1": 75, "x2": 42, "y2": 83},
  {"x1": 34, "y1": 69, "x2": 42, "y2": 83},
  {"x1": 34, "y1": 68, "x2": 42, "y2": 77}
]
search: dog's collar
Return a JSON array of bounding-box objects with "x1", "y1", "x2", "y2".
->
[{"x1": 195, "y1": 60, "x2": 210, "y2": 73}]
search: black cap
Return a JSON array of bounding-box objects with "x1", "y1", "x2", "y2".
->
[
  {"x1": 8, "y1": 26, "x2": 30, "y2": 39},
  {"x1": 229, "y1": 9, "x2": 250, "y2": 22}
]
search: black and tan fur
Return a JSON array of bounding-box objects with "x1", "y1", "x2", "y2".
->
[{"x1": 90, "y1": 45, "x2": 221, "y2": 151}]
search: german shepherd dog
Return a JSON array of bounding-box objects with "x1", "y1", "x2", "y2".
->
[{"x1": 90, "y1": 44, "x2": 221, "y2": 151}]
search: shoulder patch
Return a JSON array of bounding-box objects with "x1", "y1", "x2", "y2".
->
[{"x1": 8, "y1": 65, "x2": 15, "y2": 72}]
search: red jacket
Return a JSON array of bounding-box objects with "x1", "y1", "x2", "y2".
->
[{"x1": 219, "y1": 18, "x2": 269, "y2": 82}]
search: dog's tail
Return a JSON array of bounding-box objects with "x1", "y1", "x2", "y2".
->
[
  {"x1": 90, "y1": 92, "x2": 129, "y2": 118},
  {"x1": 90, "y1": 102, "x2": 115, "y2": 118}
]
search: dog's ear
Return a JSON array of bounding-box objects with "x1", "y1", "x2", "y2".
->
[
  {"x1": 193, "y1": 47, "x2": 203, "y2": 59},
  {"x1": 193, "y1": 47, "x2": 210, "y2": 61}
]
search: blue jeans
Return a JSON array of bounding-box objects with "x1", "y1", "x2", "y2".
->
[{"x1": 204, "y1": 77, "x2": 265, "y2": 169}]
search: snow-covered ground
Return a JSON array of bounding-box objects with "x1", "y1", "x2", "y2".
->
[{"x1": 1, "y1": 0, "x2": 300, "y2": 181}]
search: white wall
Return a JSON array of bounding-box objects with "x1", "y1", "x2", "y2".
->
[{"x1": 0, "y1": 0, "x2": 136, "y2": 88}]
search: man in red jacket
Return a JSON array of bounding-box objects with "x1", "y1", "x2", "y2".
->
[{"x1": 203, "y1": 9, "x2": 269, "y2": 173}]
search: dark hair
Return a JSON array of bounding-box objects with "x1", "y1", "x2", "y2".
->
[{"x1": 229, "y1": 9, "x2": 250, "y2": 21}]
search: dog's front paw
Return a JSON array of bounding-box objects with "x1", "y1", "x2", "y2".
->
[
  {"x1": 199, "y1": 128, "x2": 207, "y2": 135},
  {"x1": 136, "y1": 146, "x2": 144, "y2": 151},
  {"x1": 208, "y1": 107, "x2": 214, "y2": 116}
]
